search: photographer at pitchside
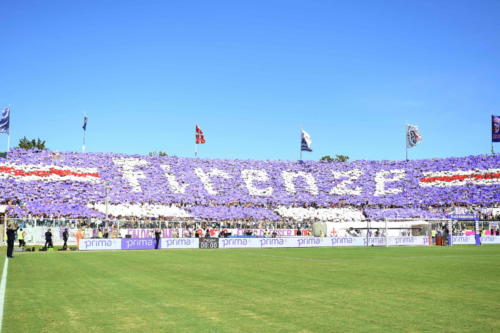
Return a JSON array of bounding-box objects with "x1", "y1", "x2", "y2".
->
[
  {"x1": 6, "y1": 224, "x2": 18, "y2": 259},
  {"x1": 154, "y1": 229, "x2": 161, "y2": 249},
  {"x1": 44, "y1": 228, "x2": 53, "y2": 249},
  {"x1": 62, "y1": 228, "x2": 69, "y2": 250}
]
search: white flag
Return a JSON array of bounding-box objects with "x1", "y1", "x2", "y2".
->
[
  {"x1": 406, "y1": 125, "x2": 422, "y2": 148},
  {"x1": 301, "y1": 130, "x2": 313, "y2": 152}
]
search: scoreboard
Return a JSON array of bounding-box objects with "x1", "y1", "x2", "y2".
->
[{"x1": 199, "y1": 238, "x2": 219, "y2": 249}]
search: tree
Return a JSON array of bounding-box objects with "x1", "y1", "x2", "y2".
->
[
  {"x1": 334, "y1": 154, "x2": 349, "y2": 162},
  {"x1": 18, "y1": 137, "x2": 47, "y2": 150},
  {"x1": 320, "y1": 154, "x2": 349, "y2": 162},
  {"x1": 148, "y1": 151, "x2": 168, "y2": 157}
]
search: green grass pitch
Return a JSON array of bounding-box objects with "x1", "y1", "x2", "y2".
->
[{"x1": 2, "y1": 246, "x2": 500, "y2": 332}]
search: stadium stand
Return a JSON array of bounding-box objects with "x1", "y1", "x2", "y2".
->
[{"x1": 0, "y1": 149, "x2": 499, "y2": 222}]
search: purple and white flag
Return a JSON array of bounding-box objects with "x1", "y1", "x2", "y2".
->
[{"x1": 0, "y1": 107, "x2": 10, "y2": 134}]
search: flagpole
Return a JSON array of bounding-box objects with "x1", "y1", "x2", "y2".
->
[
  {"x1": 299, "y1": 126, "x2": 303, "y2": 161},
  {"x1": 405, "y1": 124, "x2": 408, "y2": 161},
  {"x1": 82, "y1": 113, "x2": 87, "y2": 153},
  {"x1": 7, "y1": 105, "x2": 11, "y2": 152},
  {"x1": 492, "y1": 115, "x2": 495, "y2": 155},
  {"x1": 194, "y1": 125, "x2": 197, "y2": 158},
  {"x1": 82, "y1": 129, "x2": 86, "y2": 153}
]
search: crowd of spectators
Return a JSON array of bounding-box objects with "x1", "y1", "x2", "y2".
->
[{"x1": 0, "y1": 149, "x2": 498, "y2": 225}]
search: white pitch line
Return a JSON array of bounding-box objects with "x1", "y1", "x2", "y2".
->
[{"x1": 0, "y1": 258, "x2": 9, "y2": 333}]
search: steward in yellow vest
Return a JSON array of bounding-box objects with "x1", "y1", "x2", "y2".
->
[{"x1": 17, "y1": 229, "x2": 26, "y2": 247}]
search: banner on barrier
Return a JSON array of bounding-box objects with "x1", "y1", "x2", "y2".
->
[
  {"x1": 121, "y1": 238, "x2": 157, "y2": 250},
  {"x1": 218, "y1": 237, "x2": 427, "y2": 249},
  {"x1": 481, "y1": 236, "x2": 500, "y2": 244},
  {"x1": 79, "y1": 238, "x2": 199, "y2": 250},
  {"x1": 75, "y1": 235, "x2": 500, "y2": 251},
  {"x1": 219, "y1": 237, "x2": 366, "y2": 249},
  {"x1": 452, "y1": 236, "x2": 476, "y2": 245},
  {"x1": 121, "y1": 228, "x2": 308, "y2": 239},
  {"x1": 365, "y1": 236, "x2": 429, "y2": 246},
  {"x1": 79, "y1": 239, "x2": 121, "y2": 251},
  {"x1": 218, "y1": 238, "x2": 260, "y2": 249},
  {"x1": 218, "y1": 238, "x2": 293, "y2": 249},
  {"x1": 161, "y1": 238, "x2": 199, "y2": 249},
  {"x1": 453, "y1": 235, "x2": 500, "y2": 245}
]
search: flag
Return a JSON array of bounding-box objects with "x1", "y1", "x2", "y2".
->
[
  {"x1": 406, "y1": 124, "x2": 422, "y2": 148},
  {"x1": 301, "y1": 130, "x2": 312, "y2": 152},
  {"x1": 82, "y1": 115, "x2": 88, "y2": 131},
  {"x1": 196, "y1": 125, "x2": 206, "y2": 144},
  {"x1": 0, "y1": 107, "x2": 10, "y2": 134},
  {"x1": 492, "y1": 115, "x2": 500, "y2": 143}
]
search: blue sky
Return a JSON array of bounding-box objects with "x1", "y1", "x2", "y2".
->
[{"x1": 0, "y1": 0, "x2": 499, "y2": 161}]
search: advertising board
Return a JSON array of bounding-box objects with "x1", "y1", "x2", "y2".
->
[
  {"x1": 161, "y1": 238, "x2": 199, "y2": 249},
  {"x1": 121, "y1": 238, "x2": 157, "y2": 250},
  {"x1": 79, "y1": 239, "x2": 121, "y2": 251},
  {"x1": 365, "y1": 236, "x2": 429, "y2": 246}
]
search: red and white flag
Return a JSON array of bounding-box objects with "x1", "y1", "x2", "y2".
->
[
  {"x1": 0, "y1": 163, "x2": 100, "y2": 182},
  {"x1": 196, "y1": 125, "x2": 206, "y2": 144},
  {"x1": 419, "y1": 168, "x2": 500, "y2": 187}
]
